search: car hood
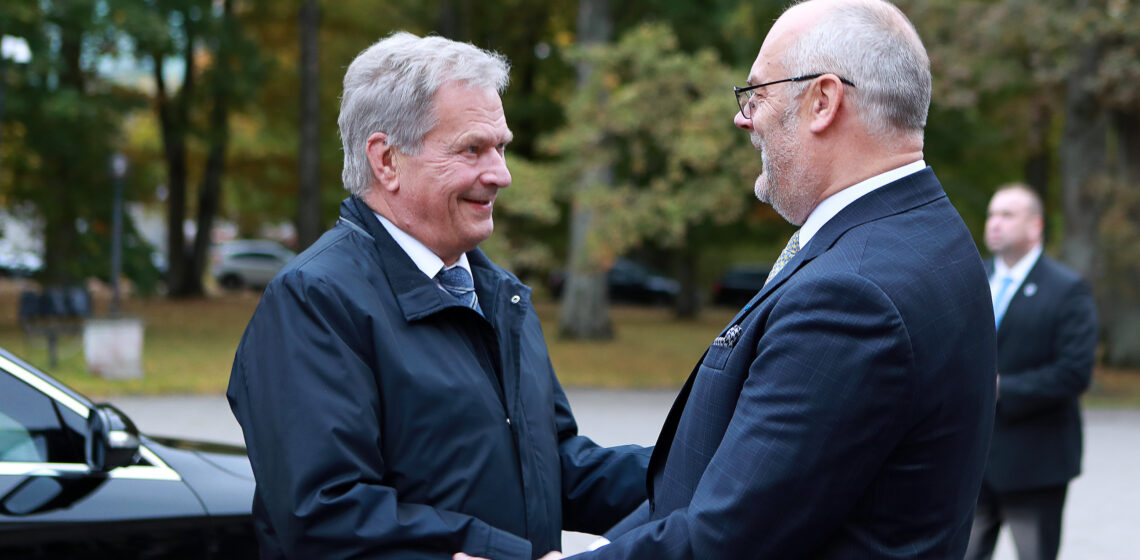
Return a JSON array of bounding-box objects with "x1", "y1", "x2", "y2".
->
[
  {"x1": 143, "y1": 436, "x2": 255, "y2": 517},
  {"x1": 148, "y1": 436, "x2": 254, "y2": 481}
]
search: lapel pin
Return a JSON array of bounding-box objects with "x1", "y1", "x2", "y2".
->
[{"x1": 1023, "y1": 283, "x2": 1037, "y2": 297}]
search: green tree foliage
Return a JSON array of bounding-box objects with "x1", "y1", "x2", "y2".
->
[
  {"x1": 903, "y1": 0, "x2": 1140, "y2": 366},
  {"x1": 541, "y1": 23, "x2": 758, "y2": 276},
  {"x1": 0, "y1": 0, "x2": 160, "y2": 290},
  {"x1": 113, "y1": 0, "x2": 265, "y2": 296}
]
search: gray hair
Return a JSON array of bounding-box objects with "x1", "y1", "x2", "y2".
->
[
  {"x1": 782, "y1": 0, "x2": 931, "y2": 139},
  {"x1": 338, "y1": 32, "x2": 511, "y2": 196}
]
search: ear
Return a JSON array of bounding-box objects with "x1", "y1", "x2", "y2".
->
[
  {"x1": 806, "y1": 74, "x2": 846, "y2": 134},
  {"x1": 366, "y1": 132, "x2": 399, "y2": 193},
  {"x1": 1031, "y1": 214, "x2": 1045, "y2": 239}
]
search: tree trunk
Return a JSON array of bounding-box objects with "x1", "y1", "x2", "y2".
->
[
  {"x1": 559, "y1": 169, "x2": 613, "y2": 340},
  {"x1": 1102, "y1": 110, "x2": 1140, "y2": 367},
  {"x1": 1114, "y1": 110, "x2": 1140, "y2": 191},
  {"x1": 558, "y1": 0, "x2": 613, "y2": 340},
  {"x1": 40, "y1": 21, "x2": 85, "y2": 287},
  {"x1": 1024, "y1": 105, "x2": 1052, "y2": 242},
  {"x1": 437, "y1": 0, "x2": 459, "y2": 40},
  {"x1": 296, "y1": 0, "x2": 322, "y2": 251},
  {"x1": 189, "y1": 0, "x2": 236, "y2": 297},
  {"x1": 1057, "y1": 43, "x2": 1106, "y2": 283},
  {"x1": 673, "y1": 247, "x2": 700, "y2": 319},
  {"x1": 156, "y1": 19, "x2": 196, "y2": 297}
]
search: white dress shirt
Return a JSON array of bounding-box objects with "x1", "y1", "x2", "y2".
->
[
  {"x1": 373, "y1": 213, "x2": 474, "y2": 285},
  {"x1": 990, "y1": 244, "x2": 1042, "y2": 310},
  {"x1": 798, "y1": 160, "x2": 927, "y2": 248}
]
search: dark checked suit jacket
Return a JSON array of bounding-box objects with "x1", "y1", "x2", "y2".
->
[
  {"x1": 583, "y1": 168, "x2": 997, "y2": 559},
  {"x1": 982, "y1": 254, "x2": 1097, "y2": 493}
]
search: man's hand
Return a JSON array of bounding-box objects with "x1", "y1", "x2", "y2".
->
[{"x1": 454, "y1": 552, "x2": 563, "y2": 560}]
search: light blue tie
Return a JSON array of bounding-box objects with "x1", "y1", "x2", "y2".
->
[
  {"x1": 437, "y1": 266, "x2": 482, "y2": 315},
  {"x1": 992, "y1": 275, "x2": 1014, "y2": 328}
]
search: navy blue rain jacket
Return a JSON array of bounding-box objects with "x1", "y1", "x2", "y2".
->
[{"x1": 228, "y1": 197, "x2": 650, "y2": 559}]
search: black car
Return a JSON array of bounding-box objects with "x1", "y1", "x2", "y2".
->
[
  {"x1": 0, "y1": 346, "x2": 256, "y2": 558},
  {"x1": 549, "y1": 258, "x2": 681, "y2": 305},
  {"x1": 711, "y1": 263, "x2": 772, "y2": 307}
]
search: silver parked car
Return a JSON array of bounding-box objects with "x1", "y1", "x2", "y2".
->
[{"x1": 211, "y1": 239, "x2": 295, "y2": 290}]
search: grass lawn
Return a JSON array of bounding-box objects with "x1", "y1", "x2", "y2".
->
[{"x1": 2, "y1": 278, "x2": 1139, "y2": 407}]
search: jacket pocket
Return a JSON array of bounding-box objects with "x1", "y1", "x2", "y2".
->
[{"x1": 702, "y1": 343, "x2": 733, "y2": 370}]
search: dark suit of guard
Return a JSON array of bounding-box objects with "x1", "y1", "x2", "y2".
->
[
  {"x1": 966, "y1": 254, "x2": 1098, "y2": 560},
  {"x1": 582, "y1": 168, "x2": 998, "y2": 559}
]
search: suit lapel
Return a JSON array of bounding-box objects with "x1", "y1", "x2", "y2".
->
[
  {"x1": 996, "y1": 255, "x2": 1044, "y2": 341},
  {"x1": 646, "y1": 351, "x2": 704, "y2": 507}
]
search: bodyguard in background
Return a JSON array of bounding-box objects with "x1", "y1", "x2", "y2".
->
[
  {"x1": 228, "y1": 33, "x2": 648, "y2": 560},
  {"x1": 966, "y1": 184, "x2": 1099, "y2": 560}
]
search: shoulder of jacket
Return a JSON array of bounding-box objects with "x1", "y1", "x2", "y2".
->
[
  {"x1": 1035, "y1": 254, "x2": 1085, "y2": 287},
  {"x1": 274, "y1": 228, "x2": 385, "y2": 290}
]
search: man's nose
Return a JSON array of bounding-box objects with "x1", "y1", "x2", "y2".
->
[
  {"x1": 734, "y1": 111, "x2": 753, "y2": 131},
  {"x1": 481, "y1": 151, "x2": 512, "y2": 188}
]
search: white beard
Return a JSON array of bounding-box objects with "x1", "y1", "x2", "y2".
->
[{"x1": 751, "y1": 107, "x2": 815, "y2": 226}]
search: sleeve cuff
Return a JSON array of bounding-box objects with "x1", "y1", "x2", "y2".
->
[{"x1": 483, "y1": 527, "x2": 532, "y2": 560}]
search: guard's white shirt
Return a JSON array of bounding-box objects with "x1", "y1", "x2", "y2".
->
[{"x1": 990, "y1": 244, "x2": 1042, "y2": 309}]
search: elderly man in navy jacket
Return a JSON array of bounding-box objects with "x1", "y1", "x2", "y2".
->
[
  {"x1": 463, "y1": 1, "x2": 995, "y2": 559},
  {"x1": 227, "y1": 33, "x2": 649, "y2": 560}
]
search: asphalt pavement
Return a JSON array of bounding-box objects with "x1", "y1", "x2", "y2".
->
[{"x1": 110, "y1": 390, "x2": 1140, "y2": 559}]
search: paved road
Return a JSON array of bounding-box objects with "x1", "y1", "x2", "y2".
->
[{"x1": 111, "y1": 391, "x2": 1139, "y2": 559}]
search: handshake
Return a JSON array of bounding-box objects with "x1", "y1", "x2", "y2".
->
[{"x1": 455, "y1": 553, "x2": 562, "y2": 560}]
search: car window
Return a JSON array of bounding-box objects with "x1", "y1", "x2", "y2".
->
[
  {"x1": 0, "y1": 372, "x2": 86, "y2": 464},
  {"x1": 230, "y1": 252, "x2": 282, "y2": 262},
  {"x1": 0, "y1": 412, "x2": 41, "y2": 461}
]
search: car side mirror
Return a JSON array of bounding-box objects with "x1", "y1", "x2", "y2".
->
[{"x1": 85, "y1": 404, "x2": 140, "y2": 472}]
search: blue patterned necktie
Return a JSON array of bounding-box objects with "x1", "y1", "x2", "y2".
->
[
  {"x1": 992, "y1": 275, "x2": 1014, "y2": 328},
  {"x1": 437, "y1": 266, "x2": 482, "y2": 315},
  {"x1": 765, "y1": 230, "x2": 801, "y2": 286}
]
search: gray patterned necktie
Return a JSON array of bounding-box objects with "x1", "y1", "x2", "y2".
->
[
  {"x1": 437, "y1": 266, "x2": 482, "y2": 315},
  {"x1": 765, "y1": 230, "x2": 801, "y2": 286}
]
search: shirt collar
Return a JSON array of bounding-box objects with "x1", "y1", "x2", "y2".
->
[
  {"x1": 373, "y1": 213, "x2": 472, "y2": 279},
  {"x1": 799, "y1": 160, "x2": 927, "y2": 247},
  {"x1": 993, "y1": 244, "x2": 1042, "y2": 285}
]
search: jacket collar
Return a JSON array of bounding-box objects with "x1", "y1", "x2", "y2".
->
[
  {"x1": 338, "y1": 196, "x2": 530, "y2": 322},
  {"x1": 753, "y1": 167, "x2": 946, "y2": 304}
]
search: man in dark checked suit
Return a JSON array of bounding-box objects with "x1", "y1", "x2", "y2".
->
[
  {"x1": 965, "y1": 184, "x2": 1098, "y2": 560},
  {"x1": 459, "y1": 1, "x2": 996, "y2": 559}
]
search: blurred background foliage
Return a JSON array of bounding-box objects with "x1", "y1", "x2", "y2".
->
[{"x1": 0, "y1": 0, "x2": 1138, "y2": 365}]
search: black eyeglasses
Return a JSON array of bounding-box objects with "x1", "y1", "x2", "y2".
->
[{"x1": 734, "y1": 73, "x2": 856, "y2": 120}]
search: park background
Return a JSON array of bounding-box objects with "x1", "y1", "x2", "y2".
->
[{"x1": 1, "y1": 0, "x2": 1138, "y2": 400}]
